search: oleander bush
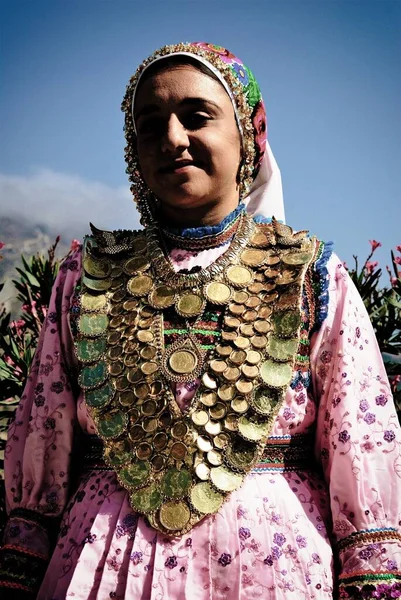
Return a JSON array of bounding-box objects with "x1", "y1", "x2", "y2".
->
[{"x1": 0, "y1": 238, "x2": 400, "y2": 536}]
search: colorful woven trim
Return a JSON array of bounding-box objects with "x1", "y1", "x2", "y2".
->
[
  {"x1": 0, "y1": 545, "x2": 48, "y2": 595},
  {"x1": 337, "y1": 527, "x2": 401, "y2": 552},
  {"x1": 81, "y1": 434, "x2": 317, "y2": 474},
  {"x1": 160, "y1": 203, "x2": 245, "y2": 250},
  {"x1": 338, "y1": 572, "x2": 401, "y2": 599}
]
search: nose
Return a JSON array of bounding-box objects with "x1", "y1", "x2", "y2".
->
[{"x1": 161, "y1": 115, "x2": 189, "y2": 153}]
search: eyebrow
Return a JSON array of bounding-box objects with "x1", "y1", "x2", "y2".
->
[{"x1": 135, "y1": 97, "x2": 221, "y2": 122}]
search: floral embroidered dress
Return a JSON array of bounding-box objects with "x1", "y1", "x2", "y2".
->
[{"x1": 1, "y1": 229, "x2": 401, "y2": 600}]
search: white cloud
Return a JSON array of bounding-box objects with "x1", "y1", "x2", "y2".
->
[{"x1": 0, "y1": 168, "x2": 141, "y2": 239}]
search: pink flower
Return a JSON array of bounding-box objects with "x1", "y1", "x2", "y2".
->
[
  {"x1": 394, "y1": 256, "x2": 401, "y2": 265},
  {"x1": 0, "y1": 241, "x2": 4, "y2": 250},
  {"x1": 396, "y1": 245, "x2": 401, "y2": 253},
  {"x1": 369, "y1": 240, "x2": 382, "y2": 252},
  {"x1": 365, "y1": 261, "x2": 378, "y2": 274},
  {"x1": 70, "y1": 239, "x2": 81, "y2": 252},
  {"x1": 390, "y1": 276, "x2": 399, "y2": 287}
]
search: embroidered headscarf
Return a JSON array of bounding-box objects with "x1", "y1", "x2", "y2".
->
[{"x1": 121, "y1": 42, "x2": 285, "y2": 226}]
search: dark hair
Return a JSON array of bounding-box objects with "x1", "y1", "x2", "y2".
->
[{"x1": 136, "y1": 55, "x2": 223, "y2": 92}]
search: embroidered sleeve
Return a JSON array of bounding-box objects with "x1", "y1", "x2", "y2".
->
[
  {"x1": 0, "y1": 249, "x2": 82, "y2": 597},
  {"x1": 310, "y1": 254, "x2": 401, "y2": 599}
]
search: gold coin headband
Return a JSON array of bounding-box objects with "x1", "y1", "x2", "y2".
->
[{"x1": 121, "y1": 42, "x2": 267, "y2": 226}]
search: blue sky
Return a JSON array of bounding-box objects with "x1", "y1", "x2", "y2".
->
[{"x1": 1, "y1": 0, "x2": 400, "y2": 273}]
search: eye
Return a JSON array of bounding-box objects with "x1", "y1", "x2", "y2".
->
[
  {"x1": 137, "y1": 117, "x2": 164, "y2": 136},
  {"x1": 183, "y1": 112, "x2": 211, "y2": 130}
]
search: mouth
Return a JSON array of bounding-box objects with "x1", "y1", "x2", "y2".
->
[{"x1": 159, "y1": 160, "x2": 198, "y2": 174}]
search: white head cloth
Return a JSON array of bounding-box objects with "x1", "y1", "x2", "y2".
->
[{"x1": 131, "y1": 51, "x2": 285, "y2": 224}]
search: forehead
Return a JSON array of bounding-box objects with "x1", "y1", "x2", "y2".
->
[{"x1": 134, "y1": 64, "x2": 231, "y2": 112}]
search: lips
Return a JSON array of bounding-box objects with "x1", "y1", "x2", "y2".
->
[{"x1": 159, "y1": 160, "x2": 197, "y2": 174}]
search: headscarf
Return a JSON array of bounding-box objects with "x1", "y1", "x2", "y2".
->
[{"x1": 121, "y1": 42, "x2": 285, "y2": 226}]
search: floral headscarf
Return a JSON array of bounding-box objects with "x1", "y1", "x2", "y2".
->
[{"x1": 121, "y1": 42, "x2": 269, "y2": 226}]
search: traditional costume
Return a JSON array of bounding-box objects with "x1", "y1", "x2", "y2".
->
[{"x1": 1, "y1": 42, "x2": 400, "y2": 600}]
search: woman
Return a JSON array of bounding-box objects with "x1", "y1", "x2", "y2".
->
[{"x1": 1, "y1": 42, "x2": 400, "y2": 600}]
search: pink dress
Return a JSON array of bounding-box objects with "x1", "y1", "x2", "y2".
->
[{"x1": 1, "y1": 241, "x2": 401, "y2": 599}]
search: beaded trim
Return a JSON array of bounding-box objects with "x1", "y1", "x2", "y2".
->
[
  {"x1": 121, "y1": 43, "x2": 257, "y2": 226},
  {"x1": 337, "y1": 527, "x2": 401, "y2": 552}
]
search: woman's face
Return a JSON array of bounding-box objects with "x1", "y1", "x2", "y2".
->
[{"x1": 134, "y1": 64, "x2": 242, "y2": 220}]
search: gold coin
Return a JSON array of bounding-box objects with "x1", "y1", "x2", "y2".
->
[
  {"x1": 127, "y1": 274, "x2": 153, "y2": 297},
  {"x1": 263, "y1": 282, "x2": 277, "y2": 292},
  {"x1": 142, "y1": 417, "x2": 158, "y2": 433},
  {"x1": 123, "y1": 298, "x2": 138, "y2": 311},
  {"x1": 129, "y1": 425, "x2": 145, "y2": 442},
  {"x1": 140, "y1": 346, "x2": 156, "y2": 360},
  {"x1": 217, "y1": 384, "x2": 235, "y2": 401},
  {"x1": 159, "y1": 500, "x2": 191, "y2": 532},
  {"x1": 226, "y1": 265, "x2": 253, "y2": 287},
  {"x1": 176, "y1": 292, "x2": 204, "y2": 317},
  {"x1": 245, "y1": 296, "x2": 261, "y2": 309},
  {"x1": 141, "y1": 361, "x2": 158, "y2": 376},
  {"x1": 221, "y1": 330, "x2": 238, "y2": 342},
  {"x1": 133, "y1": 236, "x2": 147, "y2": 252},
  {"x1": 108, "y1": 346, "x2": 123, "y2": 361},
  {"x1": 140, "y1": 305, "x2": 155, "y2": 318},
  {"x1": 264, "y1": 267, "x2": 280, "y2": 279},
  {"x1": 109, "y1": 361, "x2": 124, "y2": 376},
  {"x1": 136, "y1": 442, "x2": 153, "y2": 459},
  {"x1": 277, "y1": 272, "x2": 299, "y2": 285},
  {"x1": 196, "y1": 435, "x2": 213, "y2": 452},
  {"x1": 149, "y1": 284, "x2": 176, "y2": 309},
  {"x1": 150, "y1": 380, "x2": 162, "y2": 396},
  {"x1": 109, "y1": 315, "x2": 124, "y2": 329},
  {"x1": 254, "y1": 272, "x2": 265, "y2": 282},
  {"x1": 124, "y1": 312, "x2": 138, "y2": 327},
  {"x1": 109, "y1": 302, "x2": 124, "y2": 316},
  {"x1": 170, "y1": 441, "x2": 187, "y2": 460},
  {"x1": 238, "y1": 416, "x2": 269, "y2": 442},
  {"x1": 223, "y1": 366, "x2": 240, "y2": 382},
  {"x1": 142, "y1": 399, "x2": 157, "y2": 416},
  {"x1": 216, "y1": 344, "x2": 232, "y2": 357},
  {"x1": 119, "y1": 390, "x2": 136, "y2": 407},
  {"x1": 258, "y1": 305, "x2": 272, "y2": 319},
  {"x1": 210, "y1": 465, "x2": 243, "y2": 492},
  {"x1": 107, "y1": 330, "x2": 121, "y2": 345},
  {"x1": 123, "y1": 338, "x2": 139, "y2": 353},
  {"x1": 202, "y1": 372, "x2": 217, "y2": 390},
  {"x1": 241, "y1": 364, "x2": 259, "y2": 379},
  {"x1": 240, "y1": 248, "x2": 267, "y2": 267},
  {"x1": 232, "y1": 290, "x2": 249, "y2": 304},
  {"x1": 228, "y1": 303, "x2": 245, "y2": 316},
  {"x1": 111, "y1": 288, "x2": 126, "y2": 303},
  {"x1": 282, "y1": 251, "x2": 313, "y2": 266},
  {"x1": 240, "y1": 323, "x2": 254, "y2": 337},
  {"x1": 153, "y1": 431, "x2": 168, "y2": 450},
  {"x1": 171, "y1": 422, "x2": 188, "y2": 439},
  {"x1": 265, "y1": 253, "x2": 280, "y2": 266},
  {"x1": 111, "y1": 265, "x2": 123, "y2": 278},
  {"x1": 224, "y1": 316, "x2": 241, "y2": 329},
  {"x1": 128, "y1": 409, "x2": 140, "y2": 425},
  {"x1": 260, "y1": 360, "x2": 293, "y2": 387},
  {"x1": 229, "y1": 349, "x2": 247, "y2": 365},
  {"x1": 83, "y1": 276, "x2": 111, "y2": 291},
  {"x1": 83, "y1": 256, "x2": 111, "y2": 278},
  {"x1": 124, "y1": 255, "x2": 150, "y2": 275},
  {"x1": 251, "y1": 335, "x2": 268, "y2": 349},
  {"x1": 204, "y1": 281, "x2": 232, "y2": 305},
  {"x1": 205, "y1": 420, "x2": 222, "y2": 436},
  {"x1": 231, "y1": 397, "x2": 249, "y2": 413},
  {"x1": 152, "y1": 454, "x2": 165, "y2": 471},
  {"x1": 115, "y1": 376, "x2": 129, "y2": 391},
  {"x1": 200, "y1": 390, "x2": 217, "y2": 406},
  {"x1": 195, "y1": 462, "x2": 210, "y2": 480},
  {"x1": 210, "y1": 359, "x2": 227, "y2": 374},
  {"x1": 134, "y1": 383, "x2": 150, "y2": 399},
  {"x1": 262, "y1": 291, "x2": 278, "y2": 304},
  {"x1": 224, "y1": 414, "x2": 238, "y2": 431},
  {"x1": 254, "y1": 320, "x2": 271, "y2": 334},
  {"x1": 234, "y1": 336, "x2": 250, "y2": 350},
  {"x1": 214, "y1": 432, "x2": 230, "y2": 449},
  {"x1": 127, "y1": 368, "x2": 141, "y2": 384},
  {"x1": 191, "y1": 482, "x2": 224, "y2": 514},
  {"x1": 81, "y1": 292, "x2": 107, "y2": 311},
  {"x1": 169, "y1": 349, "x2": 198, "y2": 375},
  {"x1": 242, "y1": 309, "x2": 258, "y2": 322},
  {"x1": 192, "y1": 410, "x2": 209, "y2": 427},
  {"x1": 249, "y1": 230, "x2": 269, "y2": 247},
  {"x1": 235, "y1": 379, "x2": 253, "y2": 395},
  {"x1": 110, "y1": 277, "x2": 125, "y2": 290},
  {"x1": 207, "y1": 449, "x2": 223, "y2": 466},
  {"x1": 209, "y1": 402, "x2": 227, "y2": 420},
  {"x1": 246, "y1": 349, "x2": 261, "y2": 365},
  {"x1": 138, "y1": 317, "x2": 153, "y2": 328},
  {"x1": 247, "y1": 282, "x2": 265, "y2": 294},
  {"x1": 137, "y1": 329, "x2": 154, "y2": 343}
]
